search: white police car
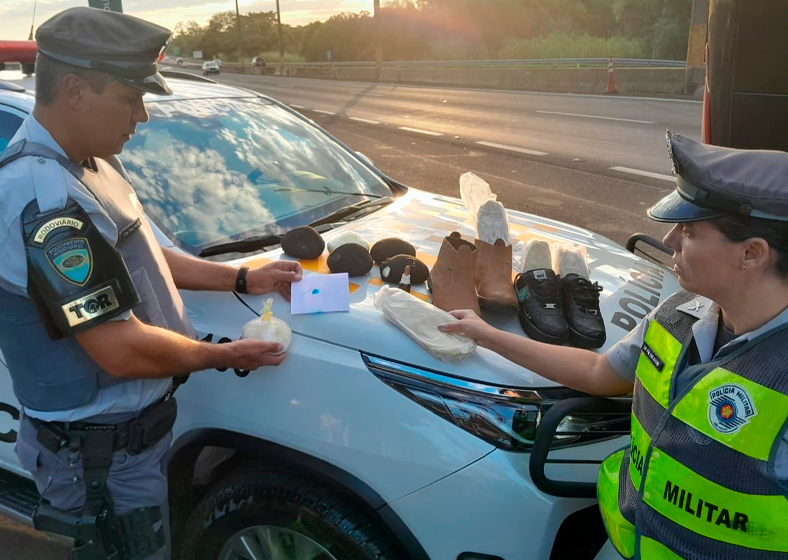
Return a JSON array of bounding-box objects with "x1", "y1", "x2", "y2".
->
[{"x1": 0, "y1": 69, "x2": 679, "y2": 560}]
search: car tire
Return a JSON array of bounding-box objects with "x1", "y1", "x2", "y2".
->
[{"x1": 179, "y1": 468, "x2": 402, "y2": 560}]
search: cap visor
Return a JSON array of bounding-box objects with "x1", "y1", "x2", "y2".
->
[
  {"x1": 115, "y1": 71, "x2": 172, "y2": 95},
  {"x1": 647, "y1": 190, "x2": 728, "y2": 223}
]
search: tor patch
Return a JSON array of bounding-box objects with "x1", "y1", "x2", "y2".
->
[
  {"x1": 707, "y1": 383, "x2": 757, "y2": 435},
  {"x1": 46, "y1": 238, "x2": 92, "y2": 286}
]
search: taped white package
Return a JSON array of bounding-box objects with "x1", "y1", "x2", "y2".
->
[
  {"x1": 459, "y1": 172, "x2": 510, "y2": 245},
  {"x1": 553, "y1": 243, "x2": 590, "y2": 279},
  {"x1": 374, "y1": 285, "x2": 476, "y2": 362},
  {"x1": 327, "y1": 231, "x2": 370, "y2": 253}
]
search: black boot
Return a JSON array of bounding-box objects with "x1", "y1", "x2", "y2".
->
[
  {"x1": 561, "y1": 274, "x2": 605, "y2": 349},
  {"x1": 514, "y1": 269, "x2": 569, "y2": 345}
]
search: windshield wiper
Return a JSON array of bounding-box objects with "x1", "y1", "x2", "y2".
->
[
  {"x1": 199, "y1": 234, "x2": 283, "y2": 258},
  {"x1": 273, "y1": 186, "x2": 386, "y2": 198},
  {"x1": 198, "y1": 197, "x2": 394, "y2": 258},
  {"x1": 307, "y1": 196, "x2": 393, "y2": 228}
]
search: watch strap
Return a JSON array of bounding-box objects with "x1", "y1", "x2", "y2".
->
[{"x1": 235, "y1": 266, "x2": 249, "y2": 294}]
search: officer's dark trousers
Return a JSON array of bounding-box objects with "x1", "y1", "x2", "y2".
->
[{"x1": 15, "y1": 415, "x2": 172, "y2": 560}]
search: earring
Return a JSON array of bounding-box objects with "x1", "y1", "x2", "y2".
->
[{"x1": 742, "y1": 265, "x2": 746, "y2": 270}]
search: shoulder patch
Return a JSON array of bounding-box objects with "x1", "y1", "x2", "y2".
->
[{"x1": 46, "y1": 237, "x2": 92, "y2": 285}]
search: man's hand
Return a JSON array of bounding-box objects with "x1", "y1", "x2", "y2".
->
[
  {"x1": 223, "y1": 339, "x2": 287, "y2": 369},
  {"x1": 246, "y1": 261, "x2": 303, "y2": 301}
]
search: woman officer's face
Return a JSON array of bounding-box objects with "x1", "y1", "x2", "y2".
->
[{"x1": 663, "y1": 221, "x2": 743, "y2": 299}]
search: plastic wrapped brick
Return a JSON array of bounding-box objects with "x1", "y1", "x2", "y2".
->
[{"x1": 374, "y1": 285, "x2": 476, "y2": 362}]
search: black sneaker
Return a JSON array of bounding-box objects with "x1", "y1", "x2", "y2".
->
[
  {"x1": 561, "y1": 274, "x2": 606, "y2": 349},
  {"x1": 514, "y1": 269, "x2": 569, "y2": 345}
]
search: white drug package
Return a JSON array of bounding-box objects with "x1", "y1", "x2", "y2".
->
[
  {"x1": 374, "y1": 285, "x2": 476, "y2": 362},
  {"x1": 241, "y1": 298, "x2": 292, "y2": 354}
]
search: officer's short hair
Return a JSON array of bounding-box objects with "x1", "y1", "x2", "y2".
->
[{"x1": 35, "y1": 53, "x2": 113, "y2": 106}]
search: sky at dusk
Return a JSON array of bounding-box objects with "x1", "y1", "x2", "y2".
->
[{"x1": 0, "y1": 0, "x2": 373, "y2": 40}]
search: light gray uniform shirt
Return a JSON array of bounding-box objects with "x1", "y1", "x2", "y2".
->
[
  {"x1": 606, "y1": 294, "x2": 788, "y2": 483},
  {"x1": 0, "y1": 115, "x2": 170, "y2": 422}
]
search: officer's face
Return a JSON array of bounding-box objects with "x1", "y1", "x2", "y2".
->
[
  {"x1": 82, "y1": 79, "x2": 149, "y2": 157},
  {"x1": 663, "y1": 221, "x2": 742, "y2": 298}
]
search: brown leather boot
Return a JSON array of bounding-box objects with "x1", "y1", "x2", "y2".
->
[
  {"x1": 428, "y1": 232, "x2": 481, "y2": 315},
  {"x1": 475, "y1": 238, "x2": 518, "y2": 313}
]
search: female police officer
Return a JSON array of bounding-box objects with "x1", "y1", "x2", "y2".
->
[{"x1": 440, "y1": 132, "x2": 788, "y2": 559}]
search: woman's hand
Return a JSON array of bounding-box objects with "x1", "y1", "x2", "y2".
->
[
  {"x1": 438, "y1": 309, "x2": 498, "y2": 348},
  {"x1": 246, "y1": 261, "x2": 303, "y2": 301}
]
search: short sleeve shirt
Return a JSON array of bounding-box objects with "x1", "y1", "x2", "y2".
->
[
  {"x1": 0, "y1": 115, "x2": 170, "y2": 422},
  {"x1": 605, "y1": 294, "x2": 788, "y2": 482}
]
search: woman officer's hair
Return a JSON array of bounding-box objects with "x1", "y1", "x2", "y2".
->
[
  {"x1": 713, "y1": 215, "x2": 788, "y2": 276},
  {"x1": 35, "y1": 53, "x2": 113, "y2": 106}
]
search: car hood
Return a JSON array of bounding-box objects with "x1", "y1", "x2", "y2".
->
[{"x1": 232, "y1": 188, "x2": 679, "y2": 388}]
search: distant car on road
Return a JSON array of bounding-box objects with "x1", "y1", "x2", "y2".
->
[
  {"x1": 252, "y1": 56, "x2": 266, "y2": 67},
  {"x1": 213, "y1": 59, "x2": 222, "y2": 66},
  {"x1": 202, "y1": 61, "x2": 220, "y2": 76},
  {"x1": 176, "y1": 57, "x2": 183, "y2": 65}
]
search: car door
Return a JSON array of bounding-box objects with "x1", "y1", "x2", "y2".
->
[{"x1": 0, "y1": 103, "x2": 27, "y2": 473}]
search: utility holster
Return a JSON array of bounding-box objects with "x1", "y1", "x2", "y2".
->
[{"x1": 29, "y1": 397, "x2": 176, "y2": 560}]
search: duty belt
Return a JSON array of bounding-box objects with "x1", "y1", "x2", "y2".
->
[{"x1": 27, "y1": 396, "x2": 177, "y2": 560}]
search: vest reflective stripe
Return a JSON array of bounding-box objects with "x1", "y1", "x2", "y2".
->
[
  {"x1": 672, "y1": 368, "x2": 788, "y2": 461},
  {"x1": 642, "y1": 447, "x2": 788, "y2": 552},
  {"x1": 640, "y1": 538, "x2": 685, "y2": 560},
  {"x1": 637, "y1": 321, "x2": 681, "y2": 408},
  {"x1": 628, "y1": 413, "x2": 651, "y2": 492},
  {"x1": 598, "y1": 449, "x2": 636, "y2": 559}
]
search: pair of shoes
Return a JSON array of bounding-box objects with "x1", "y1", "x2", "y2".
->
[
  {"x1": 428, "y1": 233, "x2": 518, "y2": 315},
  {"x1": 514, "y1": 269, "x2": 605, "y2": 348}
]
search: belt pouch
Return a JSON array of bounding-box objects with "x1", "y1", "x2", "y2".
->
[{"x1": 127, "y1": 398, "x2": 177, "y2": 456}]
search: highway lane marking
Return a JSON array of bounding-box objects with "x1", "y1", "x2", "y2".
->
[
  {"x1": 398, "y1": 126, "x2": 443, "y2": 136},
  {"x1": 536, "y1": 110, "x2": 654, "y2": 124},
  {"x1": 476, "y1": 141, "x2": 547, "y2": 156},
  {"x1": 349, "y1": 117, "x2": 381, "y2": 124},
  {"x1": 313, "y1": 109, "x2": 337, "y2": 115},
  {"x1": 290, "y1": 104, "x2": 307, "y2": 109},
  {"x1": 610, "y1": 166, "x2": 675, "y2": 182},
  {"x1": 275, "y1": 84, "x2": 294, "y2": 88}
]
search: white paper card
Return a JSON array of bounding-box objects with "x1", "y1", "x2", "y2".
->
[{"x1": 290, "y1": 273, "x2": 351, "y2": 315}]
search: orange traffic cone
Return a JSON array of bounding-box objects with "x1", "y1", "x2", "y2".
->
[{"x1": 606, "y1": 56, "x2": 617, "y2": 94}]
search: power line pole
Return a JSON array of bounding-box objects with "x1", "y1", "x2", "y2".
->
[
  {"x1": 234, "y1": 0, "x2": 245, "y2": 69},
  {"x1": 374, "y1": 0, "x2": 382, "y2": 81},
  {"x1": 276, "y1": 0, "x2": 284, "y2": 76}
]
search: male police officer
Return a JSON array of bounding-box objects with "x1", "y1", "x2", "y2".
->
[{"x1": 0, "y1": 7, "x2": 302, "y2": 560}]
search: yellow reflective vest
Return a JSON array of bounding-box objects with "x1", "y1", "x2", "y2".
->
[{"x1": 597, "y1": 290, "x2": 788, "y2": 559}]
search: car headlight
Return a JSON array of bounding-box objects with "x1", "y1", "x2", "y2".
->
[{"x1": 364, "y1": 355, "x2": 629, "y2": 452}]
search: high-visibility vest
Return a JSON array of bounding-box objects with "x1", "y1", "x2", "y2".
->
[{"x1": 597, "y1": 290, "x2": 788, "y2": 559}]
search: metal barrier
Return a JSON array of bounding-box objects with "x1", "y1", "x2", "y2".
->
[{"x1": 214, "y1": 57, "x2": 686, "y2": 70}]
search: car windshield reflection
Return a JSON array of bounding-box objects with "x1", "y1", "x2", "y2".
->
[{"x1": 121, "y1": 97, "x2": 391, "y2": 255}]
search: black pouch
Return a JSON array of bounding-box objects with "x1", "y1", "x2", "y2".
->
[{"x1": 127, "y1": 398, "x2": 177, "y2": 456}]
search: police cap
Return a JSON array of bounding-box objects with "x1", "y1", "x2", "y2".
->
[
  {"x1": 36, "y1": 7, "x2": 172, "y2": 95},
  {"x1": 649, "y1": 132, "x2": 788, "y2": 223}
]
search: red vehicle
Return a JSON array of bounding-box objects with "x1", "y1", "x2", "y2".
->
[{"x1": 0, "y1": 41, "x2": 36, "y2": 75}]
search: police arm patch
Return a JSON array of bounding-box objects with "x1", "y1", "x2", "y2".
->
[{"x1": 22, "y1": 199, "x2": 141, "y2": 338}]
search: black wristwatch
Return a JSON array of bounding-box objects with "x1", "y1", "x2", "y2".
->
[{"x1": 235, "y1": 266, "x2": 250, "y2": 294}]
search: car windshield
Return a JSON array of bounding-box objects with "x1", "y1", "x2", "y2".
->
[{"x1": 121, "y1": 96, "x2": 391, "y2": 256}]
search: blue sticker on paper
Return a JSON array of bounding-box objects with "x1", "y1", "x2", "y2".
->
[{"x1": 46, "y1": 238, "x2": 92, "y2": 286}]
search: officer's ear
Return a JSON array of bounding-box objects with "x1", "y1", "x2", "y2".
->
[
  {"x1": 60, "y1": 73, "x2": 86, "y2": 110},
  {"x1": 741, "y1": 237, "x2": 771, "y2": 272}
]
